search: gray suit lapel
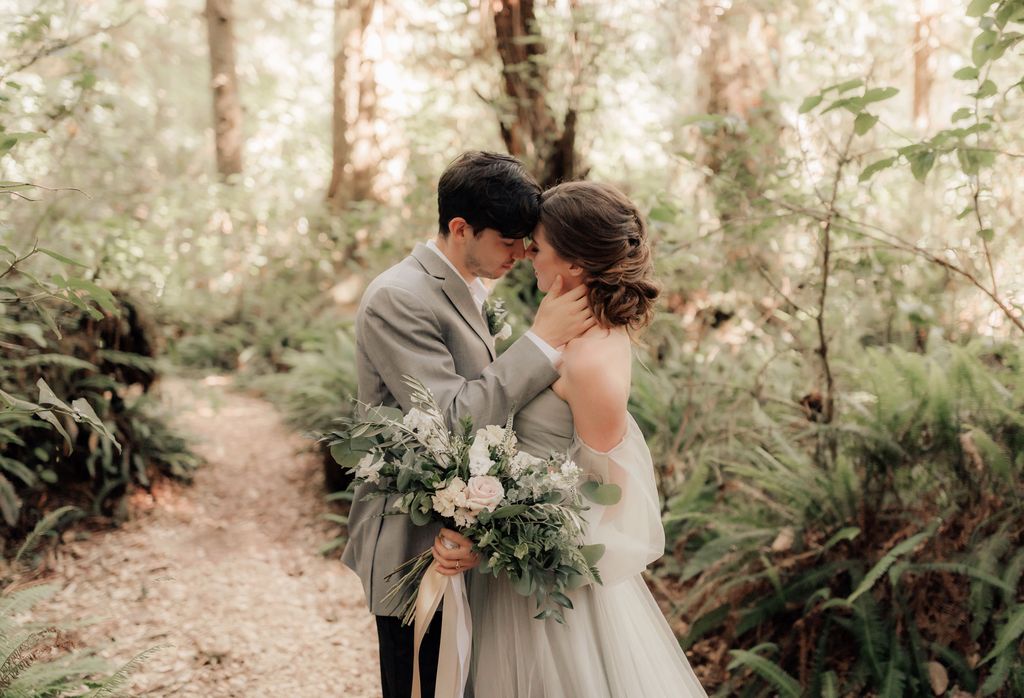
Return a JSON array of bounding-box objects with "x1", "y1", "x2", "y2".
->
[{"x1": 411, "y1": 244, "x2": 496, "y2": 361}]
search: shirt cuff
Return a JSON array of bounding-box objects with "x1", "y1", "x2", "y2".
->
[{"x1": 524, "y1": 330, "x2": 562, "y2": 368}]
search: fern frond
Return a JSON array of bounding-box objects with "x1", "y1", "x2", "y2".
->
[
  {"x1": 727, "y1": 649, "x2": 801, "y2": 698},
  {"x1": 82, "y1": 644, "x2": 165, "y2": 697},
  {"x1": 847, "y1": 521, "x2": 939, "y2": 604}
]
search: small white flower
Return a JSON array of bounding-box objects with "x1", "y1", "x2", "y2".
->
[
  {"x1": 453, "y1": 508, "x2": 478, "y2": 527},
  {"x1": 560, "y1": 459, "x2": 581, "y2": 482},
  {"x1": 468, "y1": 437, "x2": 494, "y2": 476},
  {"x1": 495, "y1": 323, "x2": 512, "y2": 341},
  {"x1": 355, "y1": 453, "x2": 384, "y2": 484},
  {"x1": 509, "y1": 451, "x2": 542, "y2": 478},
  {"x1": 431, "y1": 477, "x2": 467, "y2": 517},
  {"x1": 403, "y1": 407, "x2": 436, "y2": 433}
]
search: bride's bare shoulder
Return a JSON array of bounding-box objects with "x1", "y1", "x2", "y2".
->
[
  {"x1": 560, "y1": 327, "x2": 631, "y2": 451},
  {"x1": 562, "y1": 326, "x2": 631, "y2": 372}
]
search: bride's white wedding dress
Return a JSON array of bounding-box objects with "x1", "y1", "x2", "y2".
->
[{"x1": 468, "y1": 389, "x2": 707, "y2": 697}]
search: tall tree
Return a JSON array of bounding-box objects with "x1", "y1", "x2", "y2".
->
[
  {"x1": 327, "y1": 0, "x2": 379, "y2": 209},
  {"x1": 204, "y1": 0, "x2": 244, "y2": 177},
  {"x1": 492, "y1": 0, "x2": 578, "y2": 188},
  {"x1": 913, "y1": 1, "x2": 935, "y2": 130}
]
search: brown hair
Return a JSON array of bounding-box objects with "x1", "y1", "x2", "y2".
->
[{"x1": 539, "y1": 181, "x2": 659, "y2": 331}]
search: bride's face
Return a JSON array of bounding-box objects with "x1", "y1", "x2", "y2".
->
[{"x1": 527, "y1": 225, "x2": 583, "y2": 293}]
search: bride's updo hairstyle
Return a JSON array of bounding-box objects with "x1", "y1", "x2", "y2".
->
[{"x1": 539, "y1": 181, "x2": 659, "y2": 331}]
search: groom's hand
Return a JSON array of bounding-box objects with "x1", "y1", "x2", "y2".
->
[
  {"x1": 530, "y1": 275, "x2": 595, "y2": 348},
  {"x1": 432, "y1": 528, "x2": 480, "y2": 576}
]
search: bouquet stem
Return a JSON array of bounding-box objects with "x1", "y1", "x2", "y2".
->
[{"x1": 382, "y1": 548, "x2": 435, "y2": 626}]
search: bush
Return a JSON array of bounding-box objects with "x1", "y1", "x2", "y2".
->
[
  {"x1": 660, "y1": 340, "x2": 1024, "y2": 696},
  {"x1": 1, "y1": 268, "x2": 199, "y2": 541}
]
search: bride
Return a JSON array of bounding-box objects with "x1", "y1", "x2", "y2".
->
[{"x1": 435, "y1": 181, "x2": 707, "y2": 697}]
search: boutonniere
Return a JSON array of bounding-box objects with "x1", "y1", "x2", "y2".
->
[{"x1": 483, "y1": 298, "x2": 513, "y2": 341}]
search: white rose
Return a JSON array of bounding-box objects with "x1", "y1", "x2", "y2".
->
[
  {"x1": 495, "y1": 323, "x2": 512, "y2": 341},
  {"x1": 461, "y1": 475, "x2": 505, "y2": 513}
]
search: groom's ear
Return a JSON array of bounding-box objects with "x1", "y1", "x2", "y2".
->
[{"x1": 448, "y1": 217, "x2": 471, "y2": 241}]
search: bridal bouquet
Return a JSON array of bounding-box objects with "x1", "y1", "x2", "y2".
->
[{"x1": 326, "y1": 378, "x2": 614, "y2": 625}]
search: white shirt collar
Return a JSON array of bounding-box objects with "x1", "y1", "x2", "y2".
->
[{"x1": 426, "y1": 239, "x2": 491, "y2": 310}]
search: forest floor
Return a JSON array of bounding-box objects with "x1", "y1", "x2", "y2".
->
[{"x1": 34, "y1": 377, "x2": 381, "y2": 697}]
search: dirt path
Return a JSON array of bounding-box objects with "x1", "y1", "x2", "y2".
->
[{"x1": 36, "y1": 377, "x2": 381, "y2": 697}]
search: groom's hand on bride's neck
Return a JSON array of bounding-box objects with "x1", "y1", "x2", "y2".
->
[{"x1": 531, "y1": 275, "x2": 596, "y2": 348}]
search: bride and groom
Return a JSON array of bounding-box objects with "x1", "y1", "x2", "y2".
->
[{"x1": 342, "y1": 151, "x2": 707, "y2": 697}]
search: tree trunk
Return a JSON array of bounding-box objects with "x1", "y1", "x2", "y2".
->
[
  {"x1": 204, "y1": 0, "x2": 243, "y2": 177},
  {"x1": 327, "y1": 0, "x2": 379, "y2": 209},
  {"x1": 913, "y1": 2, "x2": 935, "y2": 130},
  {"x1": 492, "y1": 0, "x2": 577, "y2": 188}
]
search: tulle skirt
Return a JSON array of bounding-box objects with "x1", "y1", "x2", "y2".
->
[{"x1": 468, "y1": 571, "x2": 707, "y2": 698}]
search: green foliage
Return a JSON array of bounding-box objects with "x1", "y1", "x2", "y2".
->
[
  {"x1": 0, "y1": 511, "x2": 157, "y2": 695},
  {"x1": 664, "y1": 341, "x2": 1024, "y2": 695}
]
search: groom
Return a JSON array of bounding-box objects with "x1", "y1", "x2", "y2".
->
[{"x1": 342, "y1": 151, "x2": 594, "y2": 698}]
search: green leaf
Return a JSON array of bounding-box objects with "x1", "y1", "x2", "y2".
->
[
  {"x1": 967, "y1": 0, "x2": 997, "y2": 17},
  {"x1": 65, "y1": 276, "x2": 117, "y2": 313},
  {"x1": 0, "y1": 473, "x2": 21, "y2": 526},
  {"x1": 847, "y1": 523, "x2": 938, "y2": 604},
  {"x1": 365, "y1": 405, "x2": 404, "y2": 423},
  {"x1": 854, "y1": 112, "x2": 879, "y2": 135},
  {"x1": 973, "y1": 79, "x2": 998, "y2": 98},
  {"x1": 910, "y1": 151, "x2": 937, "y2": 182},
  {"x1": 580, "y1": 543, "x2": 605, "y2": 566},
  {"x1": 37, "y1": 247, "x2": 87, "y2": 268},
  {"x1": 330, "y1": 437, "x2": 375, "y2": 469},
  {"x1": 822, "y1": 526, "x2": 861, "y2": 551},
  {"x1": 727, "y1": 650, "x2": 801, "y2": 698},
  {"x1": 35, "y1": 409, "x2": 71, "y2": 448},
  {"x1": 71, "y1": 397, "x2": 119, "y2": 450},
  {"x1": 952, "y1": 107, "x2": 973, "y2": 121},
  {"x1": 978, "y1": 228, "x2": 995, "y2": 242},
  {"x1": 489, "y1": 504, "x2": 528, "y2": 519},
  {"x1": 973, "y1": 30, "x2": 998, "y2": 66},
  {"x1": 981, "y1": 605, "x2": 1024, "y2": 664},
  {"x1": 581, "y1": 480, "x2": 622, "y2": 505},
  {"x1": 36, "y1": 378, "x2": 71, "y2": 411},
  {"x1": 14, "y1": 505, "x2": 79, "y2": 565},
  {"x1": 551, "y1": 591, "x2": 574, "y2": 609},
  {"x1": 409, "y1": 496, "x2": 432, "y2": 526},
  {"x1": 862, "y1": 86, "x2": 899, "y2": 104},
  {"x1": 954, "y1": 66, "x2": 980, "y2": 80},
  {"x1": 825, "y1": 78, "x2": 864, "y2": 94},
  {"x1": 798, "y1": 95, "x2": 823, "y2": 113},
  {"x1": 859, "y1": 156, "x2": 897, "y2": 182}
]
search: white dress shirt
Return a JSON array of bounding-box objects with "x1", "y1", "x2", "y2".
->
[{"x1": 425, "y1": 239, "x2": 561, "y2": 366}]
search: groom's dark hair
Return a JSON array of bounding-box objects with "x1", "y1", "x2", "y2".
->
[{"x1": 437, "y1": 151, "x2": 541, "y2": 239}]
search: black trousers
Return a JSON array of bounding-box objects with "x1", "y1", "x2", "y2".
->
[{"x1": 376, "y1": 611, "x2": 443, "y2": 698}]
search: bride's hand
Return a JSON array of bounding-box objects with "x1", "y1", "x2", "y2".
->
[{"x1": 432, "y1": 528, "x2": 480, "y2": 576}]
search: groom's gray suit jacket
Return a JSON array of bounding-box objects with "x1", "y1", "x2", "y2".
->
[{"x1": 342, "y1": 242, "x2": 559, "y2": 615}]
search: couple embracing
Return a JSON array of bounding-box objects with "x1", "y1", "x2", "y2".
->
[{"x1": 342, "y1": 151, "x2": 707, "y2": 698}]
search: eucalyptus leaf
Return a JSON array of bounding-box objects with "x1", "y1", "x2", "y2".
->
[{"x1": 581, "y1": 480, "x2": 622, "y2": 506}]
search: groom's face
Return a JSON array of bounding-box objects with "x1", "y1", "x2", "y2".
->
[{"x1": 464, "y1": 227, "x2": 527, "y2": 280}]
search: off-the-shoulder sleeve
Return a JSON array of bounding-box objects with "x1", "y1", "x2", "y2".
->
[{"x1": 572, "y1": 415, "x2": 665, "y2": 586}]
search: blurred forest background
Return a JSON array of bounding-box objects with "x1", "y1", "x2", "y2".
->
[{"x1": 2, "y1": 0, "x2": 1024, "y2": 695}]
